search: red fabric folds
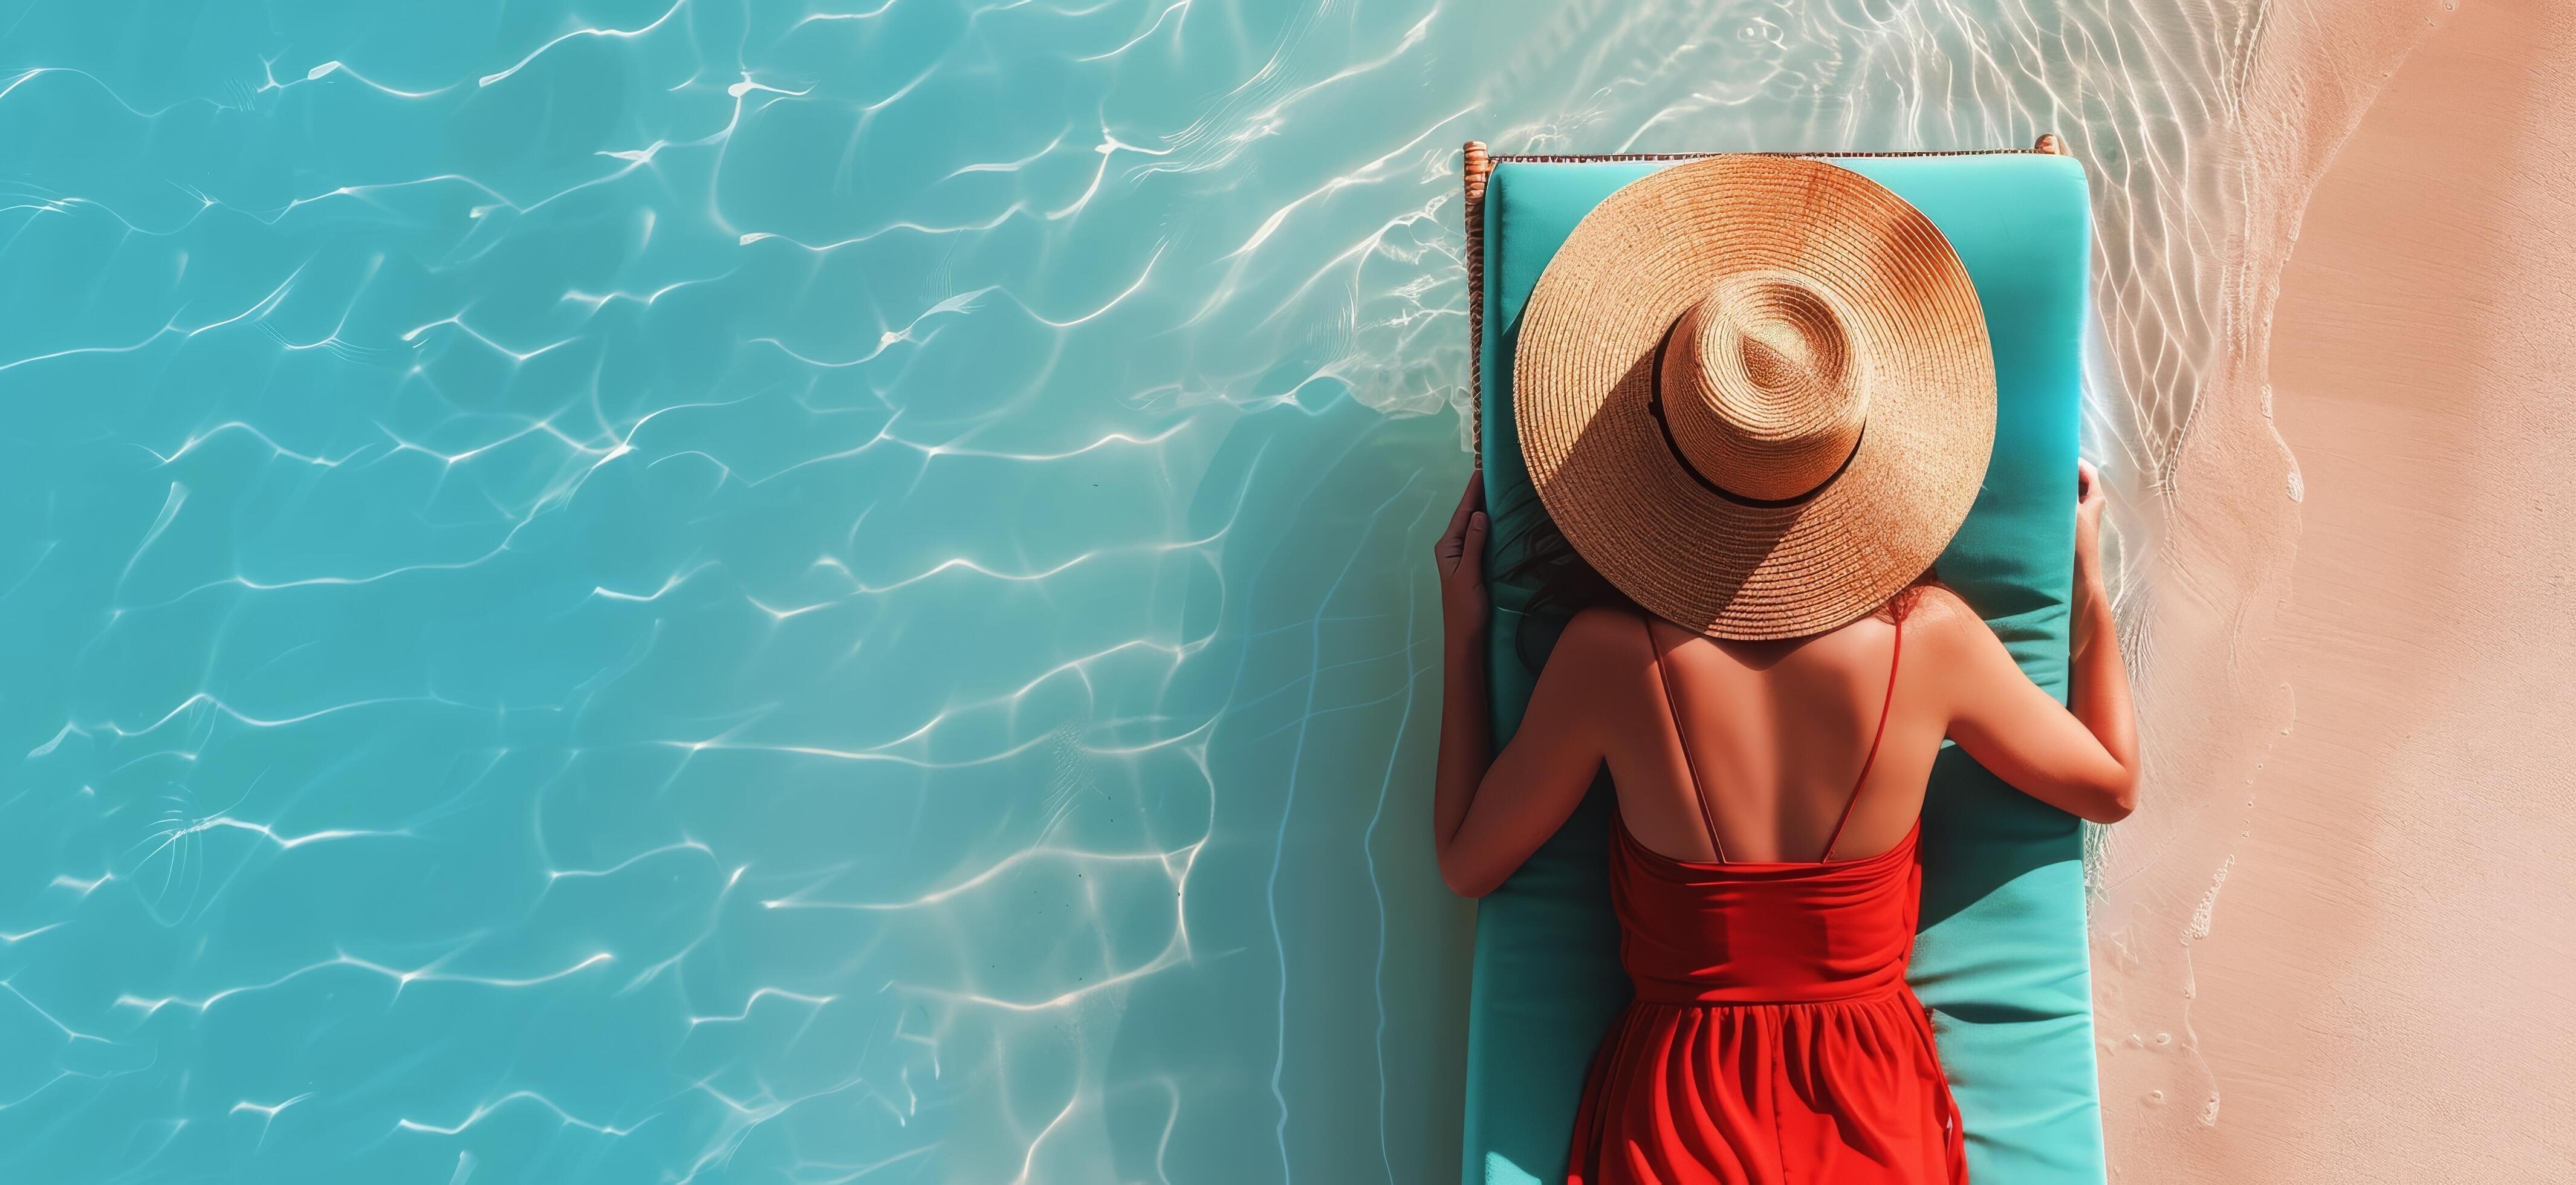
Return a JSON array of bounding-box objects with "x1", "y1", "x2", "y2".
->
[{"x1": 1565, "y1": 819, "x2": 1968, "y2": 1184}]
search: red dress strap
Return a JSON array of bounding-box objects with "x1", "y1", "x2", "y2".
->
[
  {"x1": 1640, "y1": 613, "x2": 1728, "y2": 864},
  {"x1": 1820, "y1": 617, "x2": 1904, "y2": 863}
]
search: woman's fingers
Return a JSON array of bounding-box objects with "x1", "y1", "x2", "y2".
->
[
  {"x1": 1444, "y1": 470, "x2": 1483, "y2": 537},
  {"x1": 1436, "y1": 470, "x2": 1485, "y2": 571},
  {"x1": 2075, "y1": 460, "x2": 2109, "y2": 517},
  {"x1": 1460, "y1": 510, "x2": 1488, "y2": 579}
]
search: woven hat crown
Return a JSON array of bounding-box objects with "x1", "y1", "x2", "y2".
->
[
  {"x1": 1658, "y1": 270, "x2": 1869, "y2": 503},
  {"x1": 1510, "y1": 153, "x2": 1997, "y2": 640}
]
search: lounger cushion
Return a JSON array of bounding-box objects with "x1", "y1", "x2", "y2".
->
[{"x1": 1465, "y1": 152, "x2": 2102, "y2": 1185}]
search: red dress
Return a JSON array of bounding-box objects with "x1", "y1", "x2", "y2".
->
[{"x1": 1567, "y1": 616, "x2": 1966, "y2": 1185}]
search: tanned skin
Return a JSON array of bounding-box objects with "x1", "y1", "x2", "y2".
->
[{"x1": 1431, "y1": 463, "x2": 2138, "y2": 898}]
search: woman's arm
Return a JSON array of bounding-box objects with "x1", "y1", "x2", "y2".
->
[
  {"x1": 1429, "y1": 471, "x2": 1494, "y2": 885},
  {"x1": 1939, "y1": 460, "x2": 2141, "y2": 823},
  {"x1": 2065, "y1": 459, "x2": 2139, "y2": 804},
  {"x1": 1429, "y1": 472, "x2": 1607, "y2": 897}
]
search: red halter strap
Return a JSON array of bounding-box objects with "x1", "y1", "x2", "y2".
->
[{"x1": 1820, "y1": 617, "x2": 1904, "y2": 863}]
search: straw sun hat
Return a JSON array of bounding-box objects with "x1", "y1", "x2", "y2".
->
[{"x1": 1513, "y1": 155, "x2": 1996, "y2": 640}]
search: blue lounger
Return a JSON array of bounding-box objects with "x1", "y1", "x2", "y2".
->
[{"x1": 1461, "y1": 144, "x2": 2103, "y2": 1185}]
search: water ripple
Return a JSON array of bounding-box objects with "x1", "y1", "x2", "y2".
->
[{"x1": 0, "y1": 0, "x2": 2282, "y2": 1179}]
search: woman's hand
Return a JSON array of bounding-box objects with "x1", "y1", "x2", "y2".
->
[
  {"x1": 1435, "y1": 470, "x2": 1490, "y2": 641},
  {"x1": 2072, "y1": 458, "x2": 2110, "y2": 657},
  {"x1": 2073, "y1": 458, "x2": 2107, "y2": 592}
]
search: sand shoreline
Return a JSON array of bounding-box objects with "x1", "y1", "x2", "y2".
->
[{"x1": 2098, "y1": 0, "x2": 2576, "y2": 1177}]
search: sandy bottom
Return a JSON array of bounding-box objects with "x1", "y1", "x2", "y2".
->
[{"x1": 2101, "y1": 0, "x2": 2576, "y2": 1177}]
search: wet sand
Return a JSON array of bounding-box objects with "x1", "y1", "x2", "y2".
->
[{"x1": 2100, "y1": 0, "x2": 2576, "y2": 1177}]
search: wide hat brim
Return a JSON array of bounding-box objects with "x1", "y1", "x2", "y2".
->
[{"x1": 1513, "y1": 155, "x2": 1997, "y2": 640}]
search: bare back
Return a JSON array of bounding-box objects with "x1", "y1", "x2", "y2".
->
[
  {"x1": 1605, "y1": 607, "x2": 1935, "y2": 865},
  {"x1": 1431, "y1": 463, "x2": 2136, "y2": 903}
]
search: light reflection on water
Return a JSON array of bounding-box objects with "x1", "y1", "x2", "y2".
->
[{"x1": 0, "y1": 0, "x2": 2256, "y2": 1180}]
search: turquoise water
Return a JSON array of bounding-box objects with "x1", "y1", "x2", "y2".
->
[{"x1": 0, "y1": 2, "x2": 2221, "y2": 1181}]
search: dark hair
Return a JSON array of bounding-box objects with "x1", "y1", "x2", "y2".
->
[{"x1": 1496, "y1": 496, "x2": 1936, "y2": 673}]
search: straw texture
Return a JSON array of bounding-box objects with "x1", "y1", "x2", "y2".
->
[{"x1": 1513, "y1": 155, "x2": 1995, "y2": 640}]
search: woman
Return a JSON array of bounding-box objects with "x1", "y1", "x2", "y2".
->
[{"x1": 1427, "y1": 155, "x2": 2141, "y2": 1184}]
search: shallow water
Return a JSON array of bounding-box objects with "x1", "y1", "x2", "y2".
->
[{"x1": 0, "y1": 1, "x2": 2290, "y2": 1181}]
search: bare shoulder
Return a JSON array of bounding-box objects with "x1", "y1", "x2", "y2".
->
[
  {"x1": 1528, "y1": 605, "x2": 1648, "y2": 721},
  {"x1": 1905, "y1": 585, "x2": 2002, "y2": 656},
  {"x1": 1911, "y1": 583, "x2": 1974, "y2": 619},
  {"x1": 1559, "y1": 604, "x2": 1644, "y2": 660},
  {"x1": 1536, "y1": 605, "x2": 1655, "y2": 690}
]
